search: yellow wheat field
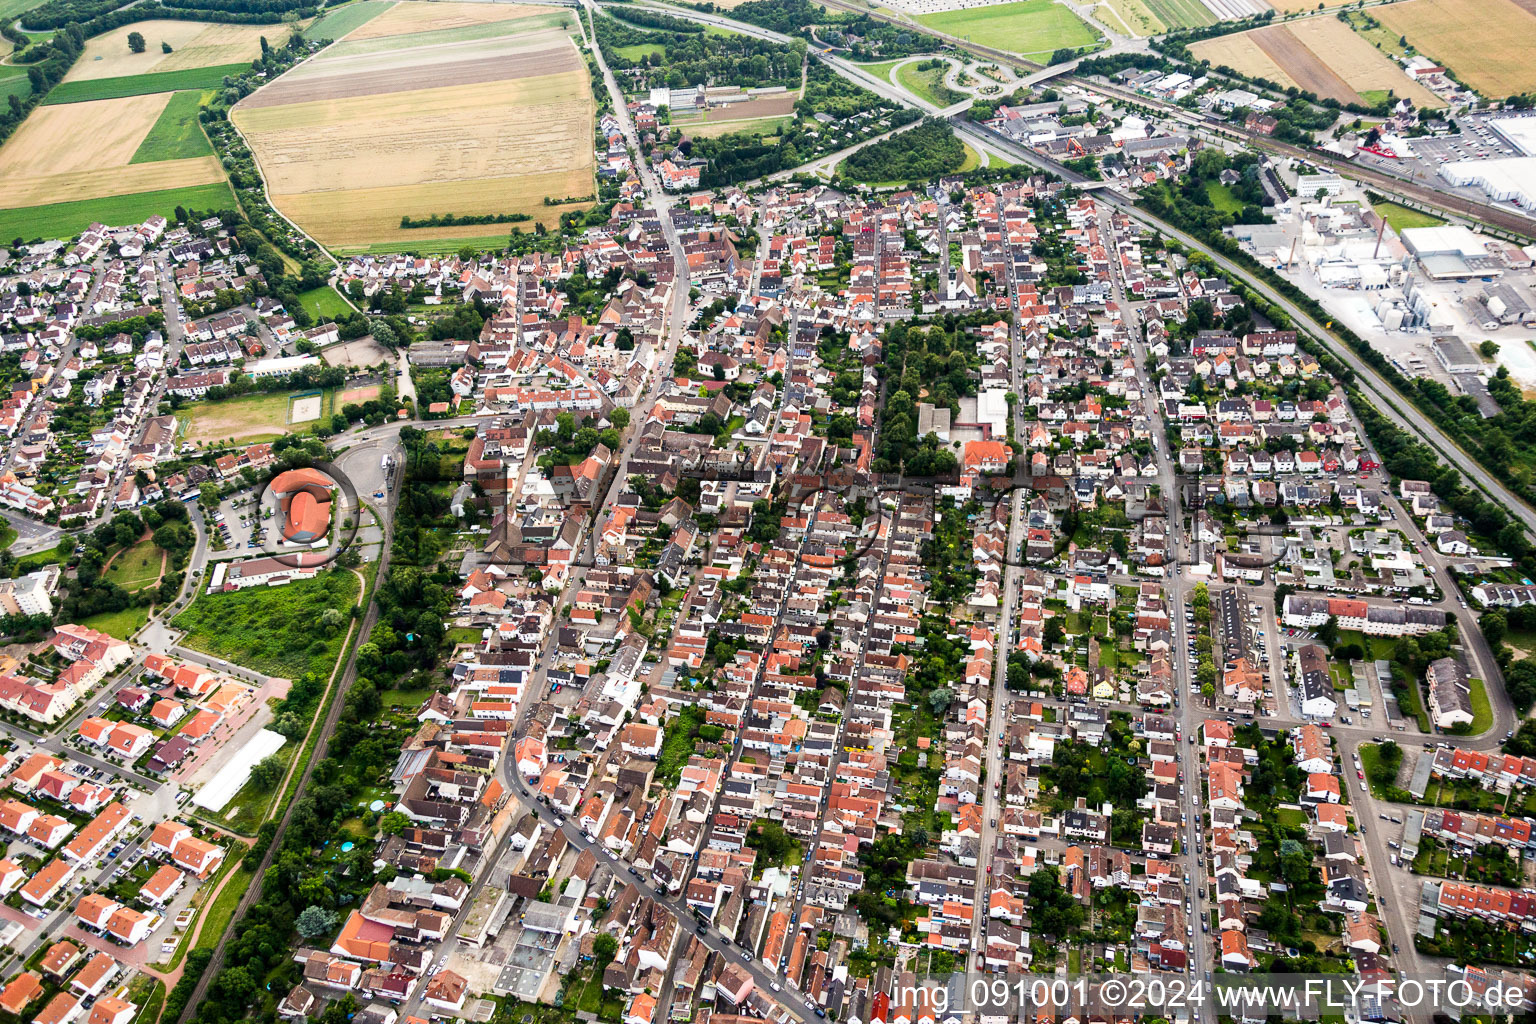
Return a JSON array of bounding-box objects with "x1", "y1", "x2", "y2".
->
[
  {"x1": 234, "y1": 37, "x2": 594, "y2": 247},
  {"x1": 1284, "y1": 18, "x2": 1442, "y2": 107},
  {"x1": 2, "y1": 159, "x2": 226, "y2": 207},
  {"x1": 1375, "y1": 0, "x2": 1536, "y2": 97},
  {"x1": 0, "y1": 94, "x2": 169, "y2": 176},
  {"x1": 273, "y1": 174, "x2": 592, "y2": 246},
  {"x1": 0, "y1": 92, "x2": 224, "y2": 208},
  {"x1": 65, "y1": 21, "x2": 277, "y2": 81},
  {"x1": 346, "y1": 0, "x2": 566, "y2": 39},
  {"x1": 1189, "y1": 33, "x2": 1298, "y2": 91}
]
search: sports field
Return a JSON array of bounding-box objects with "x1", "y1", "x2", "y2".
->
[
  {"x1": 1374, "y1": 0, "x2": 1536, "y2": 98},
  {"x1": 66, "y1": 21, "x2": 273, "y2": 82},
  {"x1": 297, "y1": 285, "x2": 353, "y2": 320},
  {"x1": 915, "y1": 0, "x2": 1100, "y2": 59},
  {"x1": 232, "y1": 9, "x2": 594, "y2": 247},
  {"x1": 178, "y1": 389, "x2": 333, "y2": 445}
]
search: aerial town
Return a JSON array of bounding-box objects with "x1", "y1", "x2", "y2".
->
[{"x1": 0, "y1": 1, "x2": 1532, "y2": 1024}]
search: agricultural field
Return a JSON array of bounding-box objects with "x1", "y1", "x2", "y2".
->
[
  {"x1": 303, "y1": 0, "x2": 396, "y2": 41},
  {"x1": 0, "y1": 0, "x2": 43, "y2": 55},
  {"x1": 1195, "y1": 21, "x2": 1439, "y2": 107},
  {"x1": 0, "y1": 91, "x2": 227, "y2": 234},
  {"x1": 1277, "y1": 19, "x2": 1440, "y2": 106},
  {"x1": 1140, "y1": 0, "x2": 1215, "y2": 30},
  {"x1": 232, "y1": 7, "x2": 593, "y2": 248},
  {"x1": 1189, "y1": 31, "x2": 1296, "y2": 89},
  {"x1": 0, "y1": 66, "x2": 32, "y2": 104},
  {"x1": 65, "y1": 20, "x2": 275, "y2": 82},
  {"x1": 44, "y1": 64, "x2": 252, "y2": 104},
  {"x1": 178, "y1": 389, "x2": 331, "y2": 445},
  {"x1": 0, "y1": 182, "x2": 234, "y2": 242},
  {"x1": 1103, "y1": 0, "x2": 1167, "y2": 35},
  {"x1": 345, "y1": 0, "x2": 558, "y2": 39},
  {"x1": 131, "y1": 90, "x2": 214, "y2": 163},
  {"x1": 1373, "y1": 0, "x2": 1536, "y2": 98},
  {"x1": 915, "y1": 0, "x2": 1101, "y2": 60},
  {"x1": 1268, "y1": 0, "x2": 1353, "y2": 9}
]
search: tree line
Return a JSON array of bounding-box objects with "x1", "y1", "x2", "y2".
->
[{"x1": 398, "y1": 212, "x2": 531, "y2": 229}]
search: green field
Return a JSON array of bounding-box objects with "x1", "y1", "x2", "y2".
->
[
  {"x1": 303, "y1": 0, "x2": 396, "y2": 41},
  {"x1": 79, "y1": 604, "x2": 150, "y2": 641},
  {"x1": 0, "y1": 181, "x2": 235, "y2": 243},
  {"x1": 106, "y1": 538, "x2": 165, "y2": 591},
  {"x1": 297, "y1": 285, "x2": 353, "y2": 321},
  {"x1": 0, "y1": 67, "x2": 30, "y2": 104},
  {"x1": 1465, "y1": 676, "x2": 1492, "y2": 735},
  {"x1": 915, "y1": 0, "x2": 1100, "y2": 58},
  {"x1": 895, "y1": 60, "x2": 964, "y2": 108},
  {"x1": 177, "y1": 387, "x2": 333, "y2": 445},
  {"x1": 1373, "y1": 200, "x2": 1444, "y2": 233},
  {"x1": 1207, "y1": 182, "x2": 1243, "y2": 213},
  {"x1": 854, "y1": 57, "x2": 911, "y2": 83},
  {"x1": 131, "y1": 91, "x2": 214, "y2": 163},
  {"x1": 615, "y1": 42, "x2": 665, "y2": 60},
  {"x1": 1141, "y1": 0, "x2": 1216, "y2": 29},
  {"x1": 172, "y1": 569, "x2": 360, "y2": 678},
  {"x1": 44, "y1": 63, "x2": 253, "y2": 105}
]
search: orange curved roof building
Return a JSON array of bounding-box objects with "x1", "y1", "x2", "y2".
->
[
  {"x1": 271, "y1": 467, "x2": 334, "y2": 495},
  {"x1": 283, "y1": 490, "x2": 331, "y2": 543}
]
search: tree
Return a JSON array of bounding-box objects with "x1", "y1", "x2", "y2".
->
[
  {"x1": 295, "y1": 905, "x2": 337, "y2": 938},
  {"x1": 593, "y1": 933, "x2": 619, "y2": 968},
  {"x1": 249, "y1": 753, "x2": 284, "y2": 790},
  {"x1": 161, "y1": 41, "x2": 172, "y2": 53},
  {"x1": 747, "y1": 820, "x2": 793, "y2": 865},
  {"x1": 928, "y1": 687, "x2": 954, "y2": 715},
  {"x1": 127, "y1": 31, "x2": 145, "y2": 53},
  {"x1": 380, "y1": 810, "x2": 410, "y2": 835}
]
